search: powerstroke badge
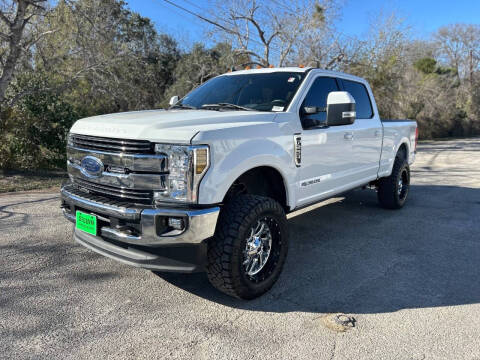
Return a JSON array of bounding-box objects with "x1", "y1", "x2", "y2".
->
[{"x1": 294, "y1": 134, "x2": 301, "y2": 167}]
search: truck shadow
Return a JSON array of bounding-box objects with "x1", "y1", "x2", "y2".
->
[{"x1": 156, "y1": 184, "x2": 480, "y2": 314}]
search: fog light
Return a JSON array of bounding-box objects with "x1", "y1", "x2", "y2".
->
[{"x1": 168, "y1": 217, "x2": 185, "y2": 230}]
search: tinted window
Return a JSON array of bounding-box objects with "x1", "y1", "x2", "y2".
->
[
  {"x1": 302, "y1": 77, "x2": 339, "y2": 122},
  {"x1": 341, "y1": 80, "x2": 373, "y2": 118},
  {"x1": 180, "y1": 72, "x2": 305, "y2": 112}
]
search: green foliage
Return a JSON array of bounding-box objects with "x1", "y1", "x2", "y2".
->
[
  {"x1": 313, "y1": 3, "x2": 325, "y2": 25},
  {"x1": 414, "y1": 58, "x2": 437, "y2": 74},
  {"x1": 435, "y1": 66, "x2": 457, "y2": 75},
  {"x1": 1, "y1": 72, "x2": 81, "y2": 169}
]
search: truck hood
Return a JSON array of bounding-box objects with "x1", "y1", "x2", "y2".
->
[{"x1": 70, "y1": 109, "x2": 278, "y2": 143}]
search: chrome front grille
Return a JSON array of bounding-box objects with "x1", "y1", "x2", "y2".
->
[
  {"x1": 73, "y1": 177, "x2": 154, "y2": 204},
  {"x1": 67, "y1": 134, "x2": 167, "y2": 204},
  {"x1": 71, "y1": 134, "x2": 153, "y2": 154}
]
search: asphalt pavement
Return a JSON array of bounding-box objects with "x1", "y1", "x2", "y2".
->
[{"x1": 1, "y1": 138, "x2": 480, "y2": 359}]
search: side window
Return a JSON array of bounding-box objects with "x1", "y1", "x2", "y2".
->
[
  {"x1": 341, "y1": 80, "x2": 373, "y2": 119},
  {"x1": 302, "y1": 77, "x2": 339, "y2": 123}
]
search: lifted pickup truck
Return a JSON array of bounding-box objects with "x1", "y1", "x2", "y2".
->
[{"x1": 61, "y1": 67, "x2": 418, "y2": 299}]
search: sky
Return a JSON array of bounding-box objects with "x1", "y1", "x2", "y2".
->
[{"x1": 126, "y1": 0, "x2": 480, "y2": 44}]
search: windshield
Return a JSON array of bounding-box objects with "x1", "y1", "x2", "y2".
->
[{"x1": 178, "y1": 72, "x2": 306, "y2": 112}]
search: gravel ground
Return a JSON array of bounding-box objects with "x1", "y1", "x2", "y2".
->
[{"x1": 1, "y1": 138, "x2": 480, "y2": 360}]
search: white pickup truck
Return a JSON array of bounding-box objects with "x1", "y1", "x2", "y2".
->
[{"x1": 61, "y1": 67, "x2": 418, "y2": 299}]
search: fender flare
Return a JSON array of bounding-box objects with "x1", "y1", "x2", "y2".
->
[{"x1": 198, "y1": 138, "x2": 296, "y2": 208}]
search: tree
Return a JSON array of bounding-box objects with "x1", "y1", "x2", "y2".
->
[
  {"x1": 0, "y1": 0, "x2": 50, "y2": 104},
  {"x1": 0, "y1": 0, "x2": 183, "y2": 169},
  {"x1": 30, "y1": 0, "x2": 181, "y2": 112},
  {"x1": 345, "y1": 11, "x2": 411, "y2": 119},
  {"x1": 210, "y1": 0, "x2": 342, "y2": 67},
  {"x1": 164, "y1": 42, "x2": 238, "y2": 105},
  {"x1": 434, "y1": 24, "x2": 480, "y2": 131},
  {"x1": 434, "y1": 24, "x2": 480, "y2": 82}
]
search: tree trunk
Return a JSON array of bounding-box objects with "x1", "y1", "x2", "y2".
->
[{"x1": 0, "y1": 0, "x2": 29, "y2": 104}]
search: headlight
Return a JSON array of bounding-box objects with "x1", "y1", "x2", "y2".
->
[{"x1": 153, "y1": 144, "x2": 209, "y2": 204}]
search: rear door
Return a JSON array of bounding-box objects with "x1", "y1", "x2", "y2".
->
[
  {"x1": 296, "y1": 76, "x2": 356, "y2": 206},
  {"x1": 339, "y1": 78, "x2": 383, "y2": 182}
]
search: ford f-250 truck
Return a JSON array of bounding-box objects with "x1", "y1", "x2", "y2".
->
[{"x1": 61, "y1": 67, "x2": 418, "y2": 299}]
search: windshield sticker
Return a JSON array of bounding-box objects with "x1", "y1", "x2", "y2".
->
[
  {"x1": 287, "y1": 77, "x2": 296, "y2": 83},
  {"x1": 272, "y1": 106, "x2": 284, "y2": 112}
]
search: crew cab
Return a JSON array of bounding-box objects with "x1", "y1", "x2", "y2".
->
[{"x1": 61, "y1": 67, "x2": 418, "y2": 299}]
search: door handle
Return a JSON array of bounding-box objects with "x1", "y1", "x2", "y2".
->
[
  {"x1": 374, "y1": 130, "x2": 382, "y2": 137},
  {"x1": 344, "y1": 132, "x2": 354, "y2": 140}
]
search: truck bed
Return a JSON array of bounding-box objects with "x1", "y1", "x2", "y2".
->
[{"x1": 377, "y1": 119, "x2": 418, "y2": 178}]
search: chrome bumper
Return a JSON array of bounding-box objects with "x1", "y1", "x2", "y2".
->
[{"x1": 60, "y1": 185, "x2": 220, "y2": 246}]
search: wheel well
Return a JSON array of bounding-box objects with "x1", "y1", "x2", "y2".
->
[
  {"x1": 223, "y1": 167, "x2": 288, "y2": 211},
  {"x1": 397, "y1": 143, "x2": 408, "y2": 161}
]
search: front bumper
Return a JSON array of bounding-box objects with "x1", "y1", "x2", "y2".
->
[{"x1": 61, "y1": 184, "x2": 220, "y2": 272}]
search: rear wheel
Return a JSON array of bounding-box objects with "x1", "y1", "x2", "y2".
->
[
  {"x1": 206, "y1": 195, "x2": 288, "y2": 299},
  {"x1": 377, "y1": 157, "x2": 410, "y2": 209}
]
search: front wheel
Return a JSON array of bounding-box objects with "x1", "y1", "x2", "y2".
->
[
  {"x1": 377, "y1": 157, "x2": 410, "y2": 209},
  {"x1": 206, "y1": 195, "x2": 288, "y2": 299}
]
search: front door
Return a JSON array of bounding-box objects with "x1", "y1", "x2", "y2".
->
[{"x1": 296, "y1": 76, "x2": 356, "y2": 207}]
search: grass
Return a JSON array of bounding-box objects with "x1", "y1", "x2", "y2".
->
[{"x1": 0, "y1": 170, "x2": 68, "y2": 193}]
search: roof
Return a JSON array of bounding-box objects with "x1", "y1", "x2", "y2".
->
[
  {"x1": 223, "y1": 67, "x2": 366, "y2": 83},
  {"x1": 224, "y1": 67, "x2": 312, "y2": 76}
]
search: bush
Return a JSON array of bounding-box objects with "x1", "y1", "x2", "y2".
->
[
  {"x1": 0, "y1": 73, "x2": 81, "y2": 170},
  {"x1": 414, "y1": 58, "x2": 437, "y2": 74}
]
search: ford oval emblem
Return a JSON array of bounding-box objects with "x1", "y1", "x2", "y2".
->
[{"x1": 80, "y1": 156, "x2": 103, "y2": 178}]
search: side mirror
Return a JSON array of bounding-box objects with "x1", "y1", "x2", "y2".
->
[
  {"x1": 326, "y1": 91, "x2": 356, "y2": 126},
  {"x1": 303, "y1": 106, "x2": 325, "y2": 115},
  {"x1": 169, "y1": 95, "x2": 179, "y2": 106},
  {"x1": 301, "y1": 106, "x2": 327, "y2": 129}
]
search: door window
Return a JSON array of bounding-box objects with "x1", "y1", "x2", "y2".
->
[
  {"x1": 341, "y1": 80, "x2": 373, "y2": 119},
  {"x1": 301, "y1": 77, "x2": 339, "y2": 125}
]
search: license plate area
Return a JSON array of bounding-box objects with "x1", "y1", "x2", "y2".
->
[{"x1": 76, "y1": 210, "x2": 97, "y2": 236}]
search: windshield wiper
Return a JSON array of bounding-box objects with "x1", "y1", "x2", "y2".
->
[
  {"x1": 201, "y1": 103, "x2": 254, "y2": 111},
  {"x1": 169, "y1": 103, "x2": 197, "y2": 110}
]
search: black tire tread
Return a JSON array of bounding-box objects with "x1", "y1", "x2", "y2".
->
[
  {"x1": 206, "y1": 194, "x2": 287, "y2": 299},
  {"x1": 377, "y1": 156, "x2": 409, "y2": 209}
]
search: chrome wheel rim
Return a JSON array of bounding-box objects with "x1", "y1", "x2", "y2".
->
[
  {"x1": 397, "y1": 178, "x2": 403, "y2": 195},
  {"x1": 243, "y1": 219, "x2": 272, "y2": 276}
]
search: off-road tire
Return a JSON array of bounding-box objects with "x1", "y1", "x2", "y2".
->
[
  {"x1": 206, "y1": 195, "x2": 288, "y2": 299},
  {"x1": 377, "y1": 156, "x2": 410, "y2": 209}
]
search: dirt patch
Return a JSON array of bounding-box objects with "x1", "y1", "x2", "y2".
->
[
  {"x1": 0, "y1": 170, "x2": 67, "y2": 193},
  {"x1": 320, "y1": 313, "x2": 356, "y2": 333}
]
